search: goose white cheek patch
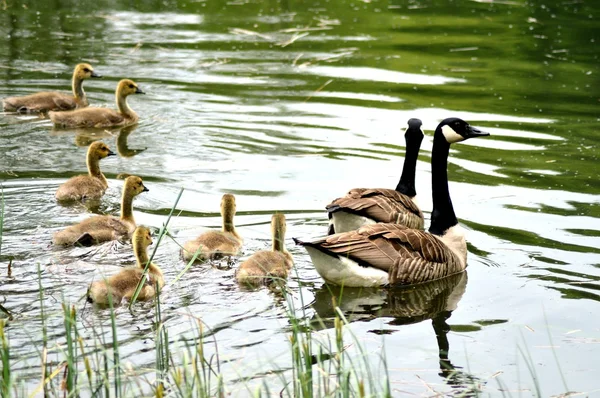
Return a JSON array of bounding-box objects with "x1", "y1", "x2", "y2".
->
[{"x1": 441, "y1": 125, "x2": 465, "y2": 143}]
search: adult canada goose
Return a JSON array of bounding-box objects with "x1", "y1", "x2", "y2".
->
[
  {"x1": 55, "y1": 141, "x2": 116, "y2": 201},
  {"x1": 326, "y1": 118, "x2": 425, "y2": 234},
  {"x1": 236, "y1": 214, "x2": 294, "y2": 286},
  {"x1": 53, "y1": 176, "x2": 148, "y2": 246},
  {"x1": 2, "y1": 63, "x2": 101, "y2": 113},
  {"x1": 49, "y1": 79, "x2": 144, "y2": 128},
  {"x1": 182, "y1": 194, "x2": 243, "y2": 262},
  {"x1": 87, "y1": 226, "x2": 164, "y2": 306},
  {"x1": 294, "y1": 118, "x2": 489, "y2": 287}
]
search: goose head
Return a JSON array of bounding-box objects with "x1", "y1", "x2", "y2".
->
[
  {"x1": 438, "y1": 117, "x2": 489, "y2": 144},
  {"x1": 132, "y1": 226, "x2": 153, "y2": 249},
  {"x1": 405, "y1": 117, "x2": 424, "y2": 144},
  {"x1": 117, "y1": 79, "x2": 145, "y2": 97},
  {"x1": 124, "y1": 175, "x2": 149, "y2": 197},
  {"x1": 88, "y1": 141, "x2": 116, "y2": 160},
  {"x1": 74, "y1": 63, "x2": 101, "y2": 80}
]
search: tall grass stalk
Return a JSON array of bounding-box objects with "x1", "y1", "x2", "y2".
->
[{"x1": 0, "y1": 319, "x2": 10, "y2": 398}]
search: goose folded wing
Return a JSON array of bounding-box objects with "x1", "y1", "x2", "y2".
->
[{"x1": 318, "y1": 224, "x2": 463, "y2": 285}]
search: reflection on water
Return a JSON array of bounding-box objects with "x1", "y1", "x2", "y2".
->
[
  {"x1": 312, "y1": 273, "x2": 482, "y2": 395},
  {"x1": 0, "y1": 0, "x2": 599, "y2": 396}
]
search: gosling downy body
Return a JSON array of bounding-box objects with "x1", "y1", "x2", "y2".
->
[
  {"x1": 182, "y1": 194, "x2": 243, "y2": 262},
  {"x1": 294, "y1": 118, "x2": 490, "y2": 287},
  {"x1": 53, "y1": 176, "x2": 148, "y2": 246},
  {"x1": 55, "y1": 141, "x2": 116, "y2": 201},
  {"x1": 236, "y1": 214, "x2": 294, "y2": 286},
  {"x1": 2, "y1": 63, "x2": 101, "y2": 113},
  {"x1": 49, "y1": 79, "x2": 144, "y2": 128},
  {"x1": 326, "y1": 118, "x2": 425, "y2": 234},
  {"x1": 87, "y1": 226, "x2": 164, "y2": 306}
]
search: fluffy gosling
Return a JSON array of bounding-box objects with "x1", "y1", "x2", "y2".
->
[
  {"x1": 55, "y1": 141, "x2": 116, "y2": 201},
  {"x1": 182, "y1": 194, "x2": 243, "y2": 262},
  {"x1": 236, "y1": 214, "x2": 293, "y2": 287},
  {"x1": 2, "y1": 63, "x2": 101, "y2": 113},
  {"x1": 87, "y1": 226, "x2": 164, "y2": 306},
  {"x1": 53, "y1": 176, "x2": 148, "y2": 246}
]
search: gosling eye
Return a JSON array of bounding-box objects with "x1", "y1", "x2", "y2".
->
[
  {"x1": 128, "y1": 84, "x2": 134, "y2": 89},
  {"x1": 83, "y1": 68, "x2": 90, "y2": 73}
]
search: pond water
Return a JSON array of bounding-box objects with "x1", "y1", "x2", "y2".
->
[{"x1": 0, "y1": 0, "x2": 599, "y2": 396}]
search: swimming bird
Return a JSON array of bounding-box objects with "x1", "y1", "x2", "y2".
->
[
  {"x1": 326, "y1": 118, "x2": 424, "y2": 234},
  {"x1": 55, "y1": 141, "x2": 116, "y2": 201},
  {"x1": 236, "y1": 214, "x2": 294, "y2": 286},
  {"x1": 49, "y1": 79, "x2": 144, "y2": 128},
  {"x1": 182, "y1": 194, "x2": 243, "y2": 262},
  {"x1": 294, "y1": 117, "x2": 490, "y2": 287},
  {"x1": 2, "y1": 63, "x2": 101, "y2": 113},
  {"x1": 87, "y1": 226, "x2": 164, "y2": 306},
  {"x1": 53, "y1": 176, "x2": 148, "y2": 246}
]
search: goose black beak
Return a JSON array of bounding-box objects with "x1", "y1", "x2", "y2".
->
[
  {"x1": 107, "y1": 150, "x2": 116, "y2": 157},
  {"x1": 135, "y1": 87, "x2": 145, "y2": 94},
  {"x1": 465, "y1": 125, "x2": 490, "y2": 138},
  {"x1": 91, "y1": 71, "x2": 102, "y2": 78},
  {"x1": 142, "y1": 185, "x2": 149, "y2": 192}
]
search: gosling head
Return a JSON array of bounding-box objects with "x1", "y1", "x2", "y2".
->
[
  {"x1": 88, "y1": 141, "x2": 116, "y2": 159},
  {"x1": 271, "y1": 213, "x2": 287, "y2": 251},
  {"x1": 132, "y1": 226, "x2": 153, "y2": 249},
  {"x1": 271, "y1": 213, "x2": 287, "y2": 237},
  {"x1": 117, "y1": 79, "x2": 145, "y2": 96},
  {"x1": 221, "y1": 193, "x2": 236, "y2": 215},
  {"x1": 74, "y1": 63, "x2": 101, "y2": 79},
  {"x1": 438, "y1": 117, "x2": 490, "y2": 144},
  {"x1": 124, "y1": 175, "x2": 149, "y2": 197}
]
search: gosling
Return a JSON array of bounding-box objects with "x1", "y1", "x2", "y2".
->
[
  {"x1": 87, "y1": 226, "x2": 164, "y2": 306},
  {"x1": 55, "y1": 141, "x2": 116, "y2": 201},
  {"x1": 2, "y1": 63, "x2": 101, "y2": 113},
  {"x1": 49, "y1": 79, "x2": 144, "y2": 128},
  {"x1": 53, "y1": 176, "x2": 148, "y2": 246},
  {"x1": 182, "y1": 194, "x2": 243, "y2": 262},
  {"x1": 236, "y1": 214, "x2": 294, "y2": 286}
]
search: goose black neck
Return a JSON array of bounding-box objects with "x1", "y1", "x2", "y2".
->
[
  {"x1": 395, "y1": 131, "x2": 423, "y2": 197},
  {"x1": 428, "y1": 132, "x2": 458, "y2": 236}
]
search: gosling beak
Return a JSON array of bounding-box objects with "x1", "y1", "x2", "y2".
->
[
  {"x1": 107, "y1": 150, "x2": 116, "y2": 157},
  {"x1": 135, "y1": 87, "x2": 145, "y2": 95},
  {"x1": 91, "y1": 71, "x2": 102, "y2": 78},
  {"x1": 142, "y1": 184, "x2": 149, "y2": 192},
  {"x1": 465, "y1": 125, "x2": 490, "y2": 139}
]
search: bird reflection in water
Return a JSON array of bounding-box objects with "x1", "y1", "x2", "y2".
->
[
  {"x1": 50, "y1": 124, "x2": 146, "y2": 157},
  {"x1": 311, "y1": 271, "x2": 482, "y2": 395}
]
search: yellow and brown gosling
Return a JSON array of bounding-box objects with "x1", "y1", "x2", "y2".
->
[
  {"x1": 55, "y1": 141, "x2": 116, "y2": 201},
  {"x1": 49, "y1": 79, "x2": 144, "y2": 128},
  {"x1": 236, "y1": 214, "x2": 293, "y2": 286},
  {"x1": 2, "y1": 63, "x2": 101, "y2": 113},
  {"x1": 182, "y1": 194, "x2": 243, "y2": 262},
  {"x1": 52, "y1": 176, "x2": 148, "y2": 246},
  {"x1": 87, "y1": 226, "x2": 164, "y2": 306}
]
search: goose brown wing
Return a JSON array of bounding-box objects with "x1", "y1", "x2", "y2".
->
[
  {"x1": 326, "y1": 188, "x2": 423, "y2": 228},
  {"x1": 313, "y1": 223, "x2": 464, "y2": 285}
]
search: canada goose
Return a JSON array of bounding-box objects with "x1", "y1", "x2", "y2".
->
[
  {"x1": 326, "y1": 118, "x2": 424, "y2": 234},
  {"x1": 182, "y1": 194, "x2": 243, "y2": 262},
  {"x1": 294, "y1": 118, "x2": 490, "y2": 287},
  {"x1": 53, "y1": 176, "x2": 148, "y2": 246},
  {"x1": 55, "y1": 141, "x2": 116, "y2": 201},
  {"x1": 2, "y1": 63, "x2": 101, "y2": 113},
  {"x1": 87, "y1": 226, "x2": 164, "y2": 306},
  {"x1": 49, "y1": 79, "x2": 145, "y2": 128},
  {"x1": 236, "y1": 214, "x2": 294, "y2": 286}
]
